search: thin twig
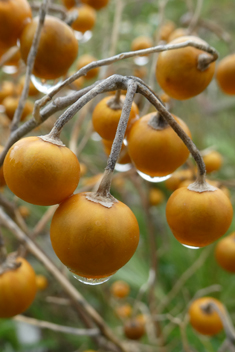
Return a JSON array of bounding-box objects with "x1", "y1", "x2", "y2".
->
[
  {"x1": 158, "y1": 247, "x2": 212, "y2": 313},
  {"x1": 109, "y1": 0, "x2": 124, "y2": 57},
  {"x1": 188, "y1": 0, "x2": 203, "y2": 34},
  {"x1": 11, "y1": 0, "x2": 49, "y2": 131},
  {"x1": 30, "y1": 1, "x2": 67, "y2": 19},
  {"x1": 0, "y1": 46, "x2": 20, "y2": 68},
  {"x1": 33, "y1": 39, "x2": 218, "y2": 119},
  {"x1": 13, "y1": 315, "x2": 100, "y2": 336}
]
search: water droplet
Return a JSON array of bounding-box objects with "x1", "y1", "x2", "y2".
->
[
  {"x1": 74, "y1": 30, "x2": 92, "y2": 43},
  {"x1": 123, "y1": 138, "x2": 128, "y2": 146},
  {"x1": 182, "y1": 244, "x2": 200, "y2": 250},
  {"x1": 2, "y1": 65, "x2": 18, "y2": 74},
  {"x1": 31, "y1": 75, "x2": 62, "y2": 94},
  {"x1": 71, "y1": 272, "x2": 112, "y2": 285},
  {"x1": 134, "y1": 56, "x2": 149, "y2": 66},
  {"x1": 115, "y1": 163, "x2": 132, "y2": 172},
  {"x1": 91, "y1": 132, "x2": 102, "y2": 141},
  {"x1": 137, "y1": 169, "x2": 171, "y2": 183}
]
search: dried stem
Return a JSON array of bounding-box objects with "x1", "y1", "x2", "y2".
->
[
  {"x1": 0, "y1": 208, "x2": 128, "y2": 352},
  {"x1": 141, "y1": 0, "x2": 169, "y2": 115},
  {"x1": 109, "y1": 0, "x2": 124, "y2": 57},
  {"x1": 0, "y1": 46, "x2": 20, "y2": 68},
  {"x1": 135, "y1": 77, "x2": 206, "y2": 177},
  {"x1": 33, "y1": 39, "x2": 218, "y2": 118},
  {"x1": 0, "y1": 229, "x2": 7, "y2": 265},
  {"x1": 203, "y1": 302, "x2": 235, "y2": 345},
  {"x1": 48, "y1": 76, "x2": 122, "y2": 139},
  {"x1": 188, "y1": 0, "x2": 203, "y2": 34},
  {"x1": 158, "y1": 247, "x2": 212, "y2": 313},
  {"x1": 13, "y1": 315, "x2": 100, "y2": 336},
  {"x1": 10, "y1": 0, "x2": 49, "y2": 131},
  {"x1": 96, "y1": 81, "x2": 137, "y2": 197},
  {"x1": 30, "y1": 1, "x2": 67, "y2": 19}
]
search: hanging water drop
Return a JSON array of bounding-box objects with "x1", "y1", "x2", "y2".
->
[{"x1": 137, "y1": 169, "x2": 171, "y2": 183}]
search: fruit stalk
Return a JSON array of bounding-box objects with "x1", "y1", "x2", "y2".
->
[
  {"x1": 11, "y1": 0, "x2": 49, "y2": 131},
  {"x1": 137, "y1": 79, "x2": 206, "y2": 177},
  {"x1": 96, "y1": 80, "x2": 137, "y2": 196},
  {"x1": 202, "y1": 301, "x2": 235, "y2": 344}
]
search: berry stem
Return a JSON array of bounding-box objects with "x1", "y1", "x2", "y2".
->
[
  {"x1": 0, "y1": 231, "x2": 7, "y2": 265},
  {"x1": 202, "y1": 301, "x2": 235, "y2": 345},
  {"x1": 96, "y1": 80, "x2": 137, "y2": 196},
  {"x1": 107, "y1": 89, "x2": 123, "y2": 110},
  {"x1": 136, "y1": 78, "x2": 206, "y2": 177}
]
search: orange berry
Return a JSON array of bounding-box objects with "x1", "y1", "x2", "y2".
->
[
  {"x1": 124, "y1": 318, "x2": 145, "y2": 340},
  {"x1": 36, "y1": 275, "x2": 48, "y2": 291},
  {"x1": 215, "y1": 232, "x2": 235, "y2": 273},
  {"x1": 70, "y1": 5, "x2": 96, "y2": 33},
  {"x1": 50, "y1": 192, "x2": 139, "y2": 279},
  {"x1": 111, "y1": 280, "x2": 130, "y2": 298},
  {"x1": 203, "y1": 151, "x2": 223, "y2": 173},
  {"x1": 3, "y1": 136, "x2": 80, "y2": 206},
  {"x1": 216, "y1": 54, "x2": 235, "y2": 95},
  {"x1": 156, "y1": 36, "x2": 216, "y2": 100},
  {"x1": 189, "y1": 297, "x2": 224, "y2": 336},
  {"x1": 0, "y1": 257, "x2": 36, "y2": 318},
  {"x1": 127, "y1": 113, "x2": 191, "y2": 177},
  {"x1": 166, "y1": 185, "x2": 233, "y2": 247},
  {"x1": 20, "y1": 16, "x2": 78, "y2": 80}
]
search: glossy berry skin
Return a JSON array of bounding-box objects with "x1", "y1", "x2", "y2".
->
[
  {"x1": 0, "y1": 0, "x2": 32, "y2": 49},
  {"x1": 70, "y1": 5, "x2": 96, "y2": 34},
  {"x1": 166, "y1": 187, "x2": 233, "y2": 247},
  {"x1": 50, "y1": 192, "x2": 139, "y2": 279},
  {"x1": 20, "y1": 16, "x2": 78, "y2": 80},
  {"x1": 111, "y1": 280, "x2": 130, "y2": 298},
  {"x1": 215, "y1": 232, "x2": 235, "y2": 273},
  {"x1": 216, "y1": 54, "x2": 235, "y2": 95},
  {"x1": 189, "y1": 297, "x2": 224, "y2": 336},
  {"x1": 127, "y1": 113, "x2": 191, "y2": 177},
  {"x1": 92, "y1": 96, "x2": 138, "y2": 140},
  {"x1": 3, "y1": 136, "x2": 80, "y2": 206},
  {"x1": 124, "y1": 318, "x2": 145, "y2": 340},
  {"x1": 156, "y1": 36, "x2": 216, "y2": 100},
  {"x1": 0, "y1": 257, "x2": 36, "y2": 318}
]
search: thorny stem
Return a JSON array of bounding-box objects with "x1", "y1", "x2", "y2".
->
[
  {"x1": 96, "y1": 80, "x2": 137, "y2": 197},
  {"x1": 10, "y1": 0, "x2": 49, "y2": 132},
  {"x1": 202, "y1": 301, "x2": 235, "y2": 345}
]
